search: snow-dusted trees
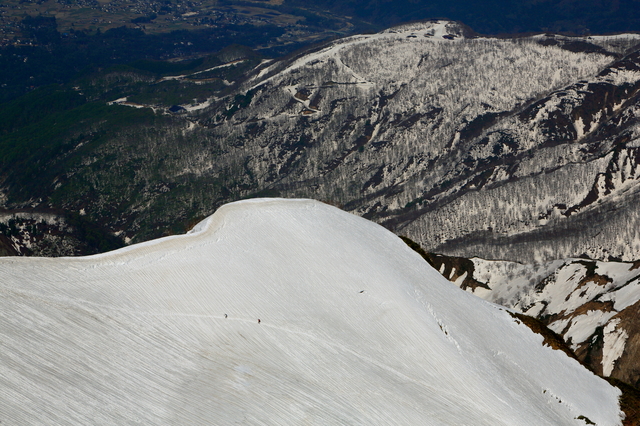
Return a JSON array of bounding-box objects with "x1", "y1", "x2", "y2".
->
[{"x1": 50, "y1": 21, "x2": 640, "y2": 261}]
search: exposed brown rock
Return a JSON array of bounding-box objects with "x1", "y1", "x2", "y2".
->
[
  {"x1": 509, "y1": 312, "x2": 580, "y2": 362},
  {"x1": 541, "y1": 300, "x2": 615, "y2": 331},
  {"x1": 294, "y1": 89, "x2": 311, "y2": 101},
  {"x1": 605, "y1": 378, "x2": 640, "y2": 426},
  {"x1": 423, "y1": 251, "x2": 490, "y2": 291},
  {"x1": 561, "y1": 300, "x2": 616, "y2": 321},
  {"x1": 576, "y1": 273, "x2": 613, "y2": 289},
  {"x1": 606, "y1": 301, "x2": 640, "y2": 388},
  {"x1": 575, "y1": 325, "x2": 605, "y2": 376}
]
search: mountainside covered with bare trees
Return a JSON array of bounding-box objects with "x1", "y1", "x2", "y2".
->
[{"x1": 1, "y1": 21, "x2": 640, "y2": 264}]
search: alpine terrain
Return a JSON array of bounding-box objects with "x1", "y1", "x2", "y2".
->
[
  {"x1": 424, "y1": 250, "x2": 640, "y2": 388},
  {"x1": 0, "y1": 198, "x2": 626, "y2": 425},
  {"x1": 1, "y1": 21, "x2": 640, "y2": 264}
]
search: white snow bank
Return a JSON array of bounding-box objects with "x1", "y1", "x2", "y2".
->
[{"x1": 0, "y1": 199, "x2": 622, "y2": 425}]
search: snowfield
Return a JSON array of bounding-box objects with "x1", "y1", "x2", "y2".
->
[
  {"x1": 455, "y1": 256, "x2": 640, "y2": 381},
  {"x1": 0, "y1": 199, "x2": 623, "y2": 425}
]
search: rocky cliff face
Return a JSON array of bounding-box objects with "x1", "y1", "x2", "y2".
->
[{"x1": 2, "y1": 20, "x2": 640, "y2": 262}]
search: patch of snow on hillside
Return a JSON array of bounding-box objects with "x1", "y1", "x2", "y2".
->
[
  {"x1": 470, "y1": 258, "x2": 562, "y2": 307},
  {"x1": 252, "y1": 20, "x2": 461, "y2": 91},
  {"x1": 191, "y1": 59, "x2": 247, "y2": 76},
  {"x1": 554, "y1": 310, "x2": 618, "y2": 350},
  {"x1": 601, "y1": 277, "x2": 640, "y2": 311},
  {"x1": 588, "y1": 34, "x2": 640, "y2": 41},
  {"x1": 158, "y1": 74, "x2": 187, "y2": 82},
  {"x1": 183, "y1": 99, "x2": 211, "y2": 112},
  {"x1": 107, "y1": 97, "x2": 127, "y2": 105},
  {"x1": 602, "y1": 319, "x2": 629, "y2": 376},
  {"x1": 575, "y1": 116, "x2": 585, "y2": 139}
]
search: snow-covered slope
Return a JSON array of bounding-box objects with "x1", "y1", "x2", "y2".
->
[
  {"x1": 428, "y1": 251, "x2": 640, "y2": 386},
  {"x1": 0, "y1": 199, "x2": 622, "y2": 425}
]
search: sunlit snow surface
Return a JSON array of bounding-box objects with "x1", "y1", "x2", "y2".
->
[{"x1": 0, "y1": 199, "x2": 622, "y2": 425}]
